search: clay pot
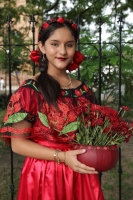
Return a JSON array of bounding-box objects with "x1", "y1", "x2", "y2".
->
[{"x1": 73, "y1": 144, "x2": 119, "y2": 172}]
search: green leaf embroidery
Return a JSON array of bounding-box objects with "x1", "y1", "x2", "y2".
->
[
  {"x1": 38, "y1": 112, "x2": 49, "y2": 127},
  {"x1": 60, "y1": 121, "x2": 79, "y2": 134},
  {"x1": 23, "y1": 82, "x2": 39, "y2": 92},
  {"x1": 4, "y1": 113, "x2": 28, "y2": 125}
]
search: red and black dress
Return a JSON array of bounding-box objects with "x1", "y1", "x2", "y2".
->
[{"x1": 0, "y1": 79, "x2": 104, "y2": 200}]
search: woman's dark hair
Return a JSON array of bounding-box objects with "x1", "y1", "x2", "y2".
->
[{"x1": 37, "y1": 18, "x2": 78, "y2": 107}]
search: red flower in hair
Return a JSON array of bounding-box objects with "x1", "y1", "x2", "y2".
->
[
  {"x1": 30, "y1": 50, "x2": 40, "y2": 66},
  {"x1": 43, "y1": 22, "x2": 50, "y2": 29},
  {"x1": 50, "y1": 18, "x2": 54, "y2": 22},
  {"x1": 72, "y1": 23, "x2": 77, "y2": 30},
  {"x1": 57, "y1": 17, "x2": 64, "y2": 23},
  {"x1": 67, "y1": 50, "x2": 85, "y2": 71}
]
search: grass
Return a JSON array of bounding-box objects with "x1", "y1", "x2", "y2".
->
[{"x1": 0, "y1": 109, "x2": 133, "y2": 199}]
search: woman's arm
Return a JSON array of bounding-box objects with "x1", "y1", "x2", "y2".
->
[
  {"x1": 11, "y1": 120, "x2": 56, "y2": 161},
  {"x1": 11, "y1": 120, "x2": 98, "y2": 174}
]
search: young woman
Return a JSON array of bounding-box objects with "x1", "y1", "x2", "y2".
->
[{"x1": 0, "y1": 17, "x2": 104, "y2": 200}]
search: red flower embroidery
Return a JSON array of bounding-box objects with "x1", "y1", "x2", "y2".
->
[
  {"x1": 50, "y1": 117, "x2": 66, "y2": 132},
  {"x1": 75, "y1": 89, "x2": 82, "y2": 96},
  {"x1": 13, "y1": 102, "x2": 21, "y2": 113},
  {"x1": 10, "y1": 93, "x2": 20, "y2": 103},
  {"x1": 3, "y1": 93, "x2": 21, "y2": 123},
  {"x1": 66, "y1": 111, "x2": 77, "y2": 124},
  {"x1": 61, "y1": 91, "x2": 65, "y2": 96},
  {"x1": 3, "y1": 106, "x2": 13, "y2": 122},
  {"x1": 41, "y1": 102, "x2": 49, "y2": 113},
  {"x1": 82, "y1": 85, "x2": 89, "y2": 92}
]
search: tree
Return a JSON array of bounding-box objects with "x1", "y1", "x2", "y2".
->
[{"x1": 0, "y1": 0, "x2": 133, "y2": 107}]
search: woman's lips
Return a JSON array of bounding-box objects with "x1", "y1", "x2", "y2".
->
[{"x1": 57, "y1": 57, "x2": 67, "y2": 61}]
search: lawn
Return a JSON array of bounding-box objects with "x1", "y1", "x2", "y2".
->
[{"x1": 0, "y1": 109, "x2": 133, "y2": 200}]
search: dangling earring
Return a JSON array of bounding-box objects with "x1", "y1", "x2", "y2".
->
[{"x1": 42, "y1": 53, "x2": 45, "y2": 62}]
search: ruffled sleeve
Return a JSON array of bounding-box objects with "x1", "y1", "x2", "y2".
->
[{"x1": 0, "y1": 81, "x2": 39, "y2": 145}]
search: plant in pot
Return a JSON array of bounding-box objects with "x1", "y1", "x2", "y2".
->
[{"x1": 59, "y1": 103, "x2": 133, "y2": 172}]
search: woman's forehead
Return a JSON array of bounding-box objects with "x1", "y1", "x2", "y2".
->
[{"x1": 47, "y1": 27, "x2": 75, "y2": 42}]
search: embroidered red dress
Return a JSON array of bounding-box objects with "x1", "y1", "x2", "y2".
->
[{"x1": 0, "y1": 79, "x2": 104, "y2": 200}]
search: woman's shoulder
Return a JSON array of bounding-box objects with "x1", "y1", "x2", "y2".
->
[
  {"x1": 30, "y1": 72, "x2": 40, "y2": 81},
  {"x1": 71, "y1": 79, "x2": 89, "y2": 91},
  {"x1": 19, "y1": 78, "x2": 39, "y2": 93},
  {"x1": 71, "y1": 79, "x2": 82, "y2": 89}
]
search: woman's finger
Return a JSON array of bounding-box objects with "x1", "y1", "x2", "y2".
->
[
  {"x1": 72, "y1": 149, "x2": 86, "y2": 155},
  {"x1": 73, "y1": 161, "x2": 97, "y2": 173}
]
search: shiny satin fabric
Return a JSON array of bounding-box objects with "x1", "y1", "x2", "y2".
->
[{"x1": 17, "y1": 140, "x2": 104, "y2": 200}]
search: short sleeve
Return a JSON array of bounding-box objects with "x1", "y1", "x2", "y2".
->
[{"x1": 0, "y1": 80, "x2": 39, "y2": 145}]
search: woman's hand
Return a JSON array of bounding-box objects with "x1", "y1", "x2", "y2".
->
[{"x1": 59, "y1": 149, "x2": 98, "y2": 174}]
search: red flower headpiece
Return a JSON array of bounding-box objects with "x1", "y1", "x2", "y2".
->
[
  {"x1": 56, "y1": 17, "x2": 64, "y2": 23},
  {"x1": 43, "y1": 22, "x2": 49, "y2": 29},
  {"x1": 38, "y1": 17, "x2": 77, "y2": 40},
  {"x1": 67, "y1": 51, "x2": 85, "y2": 71},
  {"x1": 30, "y1": 49, "x2": 85, "y2": 71}
]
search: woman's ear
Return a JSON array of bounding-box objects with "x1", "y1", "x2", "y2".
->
[{"x1": 38, "y1": 41, "x2": 45, "y2": 53}]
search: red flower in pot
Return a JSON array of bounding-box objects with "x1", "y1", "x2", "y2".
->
[{"x1": 59, "y1": 104, "x2": 132, "y2": 172}]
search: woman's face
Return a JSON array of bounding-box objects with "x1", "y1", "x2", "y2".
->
[{"x1": 38, "y1": 27, "x2": 76, "y2": 72}]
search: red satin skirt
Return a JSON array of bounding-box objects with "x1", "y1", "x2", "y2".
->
[{"x1": 17, "y1": 140, "x2": 104, "y2": 200}]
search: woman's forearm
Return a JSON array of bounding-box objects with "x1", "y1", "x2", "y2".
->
[
  {"x1": 11, "y1": 137, "x2": 58, "y2": 161},
  {"x1": 11, "y1": 120, "x2": 65, "y2": 161}
]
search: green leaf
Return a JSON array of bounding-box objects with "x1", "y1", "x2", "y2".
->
[
  {"x1": 61, "y1": 121, "x2": 79, "y2": 134},
  {"x1": 4, "y1": 113, "x2": 28, "y2": 125},
  {"x1": 38, "y1": 112, "x2": 49, "y2": 127}
]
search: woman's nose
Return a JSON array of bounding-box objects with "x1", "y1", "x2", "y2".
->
[{"x1": 59, "y1": 45, "x2": 67, "y2": 55}]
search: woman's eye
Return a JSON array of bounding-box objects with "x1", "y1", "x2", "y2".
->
[
  {"x1": 67, "y1": 44, "x2": 73, "y2": 47},
  {"x1": 51, "y1": 43, "x2": 58, "y2": 46}
]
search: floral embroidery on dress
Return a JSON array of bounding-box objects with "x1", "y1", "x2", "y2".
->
[
  {"x1": 3, "y1": 93, "x2": 21, "y2": 122},
  {"x1": 60, "y1": 82, "x2": 89, "y2": 97},
  {"x1": 4, "y1": 113, "x2": 28, "y2": 125},
  {"x1": 21, "y1": 79, "x2": 39, "y2": 92},
  {"x1": 0, "y1": 78, "x2": 95, "y2": 146},
  {"x1": 20, "y1": 79, "x2": 89, "y2": 98},
  {"x1": 38, "y1": 99, "x2": 80, "y2": 133}
]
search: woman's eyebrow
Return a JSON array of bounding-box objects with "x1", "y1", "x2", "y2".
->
[{"x1": 50, "y1": 40, "x2": 75, "y2": 42}]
